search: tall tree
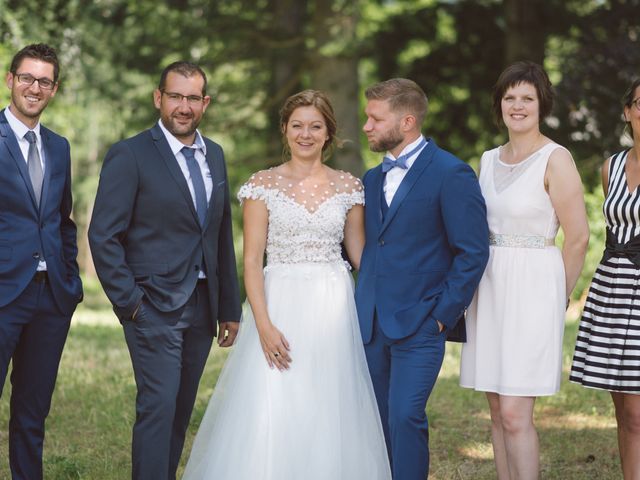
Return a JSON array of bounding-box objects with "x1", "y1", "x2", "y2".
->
[
  {"x1": 503, "y1": 0, "x2": 546, "y2": 64},
  {"x1": 309, "y1": 0, "x2": 363, "y2": 174},
  {"x1": 264, "y1": 0, "x2": 308, "y2": 162},
  {"x1": 553, "y1": 0, "x2": 640, "y2": 187}
]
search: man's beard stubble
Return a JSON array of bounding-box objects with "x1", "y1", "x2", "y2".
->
[{"x1": 368, "y1": 126, "x2": 404, "y2": 153}]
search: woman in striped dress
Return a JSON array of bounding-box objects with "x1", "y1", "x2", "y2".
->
[{"x1": 570, "y1": 78, "x2": 640, "y2": 479}]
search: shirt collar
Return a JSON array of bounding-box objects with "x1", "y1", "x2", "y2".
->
[
  {"x1": 157, "y1": 119, "x2": 207, "y2": 157},
  {"x1": 4, "y1": 105, "x2": 41, "y2": 140},
  {"x1": 386, "y1": 134, "x2": 426, "y2": 161}
]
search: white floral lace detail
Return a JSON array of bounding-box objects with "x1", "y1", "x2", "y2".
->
[{"x1": 238, "y1": 169, "x2": 364, "y2": 266}]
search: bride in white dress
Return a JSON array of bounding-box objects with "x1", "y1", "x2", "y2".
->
[{"x1": 182, "y1": 90, "x2": 391, "y2": 480}]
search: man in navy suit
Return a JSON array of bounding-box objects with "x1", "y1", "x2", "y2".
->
[
  {"x1": 0, "y1": 43, "x2": 82, "y2": 480},
  {"x1": 89, "y1": 61, "x2": 241, "y2": 480},
  {"x1": 356, "y1": 78, "x2": 489, "y2": 479}
]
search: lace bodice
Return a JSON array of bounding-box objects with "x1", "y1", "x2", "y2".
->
[{"x1": 238, "y1": 168, "x2": 364, "y2": 266}]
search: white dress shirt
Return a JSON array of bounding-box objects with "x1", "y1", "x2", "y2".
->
[
  {"x1": 158, "y1": 120, "x2": 213, "y2": 205},
  {"x1": 383, "y1": 135, "x2": 428, "y2": 206},
  {"x1": 158, "y1": 120, "x2": 212, "y2": 278},
  {"x1": 5, "y1": 105, "x2": 47, "y2": 271},
  {"x1": 5, "y1": 105, "x2": 46, "y2": 172}
]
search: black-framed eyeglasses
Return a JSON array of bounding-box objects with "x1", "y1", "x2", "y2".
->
[
  {"x1": 632, "y1": 97, "x2": 640, "y2": 112},
  {"x1": 161, "y1": 90, "x2": 204, "y2": 105},
  {"x1": 14, "y1": 73, "x2": 56, "y2": 90}
]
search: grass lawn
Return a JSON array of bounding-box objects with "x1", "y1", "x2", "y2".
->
[{"x1": 0, "y1": 306, "x2": 621, "y2": 479}]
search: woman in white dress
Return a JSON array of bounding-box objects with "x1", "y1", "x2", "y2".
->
[
  {"x1": 183, "y1": 90, "x2": 391, "y2": 480},
  {"x1": 459, "y1": 62, "x2": 589, "y2": 479}
]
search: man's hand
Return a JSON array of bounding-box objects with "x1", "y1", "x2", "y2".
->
[{"x1": 218, "y1": 322, "x2": 239, "y2": 347}]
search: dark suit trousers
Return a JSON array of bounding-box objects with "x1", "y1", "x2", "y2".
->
[
  {"x1": 123, "y1": 281, "x2": 213, "y2": 480},
  {"x1": 365, "y1": 314, "x2": 446, "y2": 480},
  {"x1": 0, "y1": 276, "x2": 71, "y2": 480}
]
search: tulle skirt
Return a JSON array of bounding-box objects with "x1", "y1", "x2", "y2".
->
[{"x1": 183, "y1": 262, "x2": 391, "y2": 480}]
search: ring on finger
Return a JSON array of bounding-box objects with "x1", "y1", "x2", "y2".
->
[{"x1": 273, "y1": 352, "x2": 280, "y2": 357}]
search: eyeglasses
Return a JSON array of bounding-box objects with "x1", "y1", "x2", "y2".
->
[
  {"x1": 14, "y1": 73, "x2": 56, "y2": 91},
  {"x1": 632, "y1": 98, "x2": 640, "y2": 112},
  {"x1": 161, "y1": 91, "x2": 205, "y2": 105}
]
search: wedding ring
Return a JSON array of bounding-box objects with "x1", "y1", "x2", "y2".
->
[{"x1": 273, "y1": 352, "x2": 280, "y2": 357}]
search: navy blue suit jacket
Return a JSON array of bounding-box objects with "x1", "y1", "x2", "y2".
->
[
  {"x1": 355, "y1": 139, "x2": 489, "y2": 343},
  {"x1": 0, "y1": 109, "x2": 82, "y2": 316},
  {"x1": 88, "y1": 124, "x2": 241, "y2": 331}
]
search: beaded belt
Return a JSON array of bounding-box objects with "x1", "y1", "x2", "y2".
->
[{"x1": 489, "y1": 233, "x2": 555, "y2": 249}]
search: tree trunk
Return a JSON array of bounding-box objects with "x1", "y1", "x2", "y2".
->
[
  {"x1": 309, "y1": 0, "x2": 363, "y2": 176},
  {"x1": 504, "y1": 0, "x2": 546, "y2": 65},
  {"x1": 265, "y1": 0, "x2": 308, "y2": 163}
]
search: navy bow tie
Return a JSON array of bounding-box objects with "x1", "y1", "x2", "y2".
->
[{"x1": 381, "y1": 137, "x2": 427, "y2": 173}]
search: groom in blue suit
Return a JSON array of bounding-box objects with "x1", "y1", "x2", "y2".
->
[
  {"x1": 0, "y1": 44, "x2": 82, "y2": 479},
  {"x1": 356, "y1": 78, "x2": 489, "y2": 479}
]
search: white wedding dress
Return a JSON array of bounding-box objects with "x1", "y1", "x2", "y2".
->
[{"x1": 182, "y1": 169, "x2": 391, "y2": 480}]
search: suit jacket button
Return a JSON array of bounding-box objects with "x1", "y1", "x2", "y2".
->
[
  {"x1": 379, "y1": 240, "x2": 385, "y2": 246},
  {"x1": 33, "y1": 252, "x2": 40, "y2": 259}
]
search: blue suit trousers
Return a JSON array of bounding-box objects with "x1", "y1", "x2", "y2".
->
[
  {"x1": 0, "y1": 277, "x2": 71, "y2": 480},
  {"x1": 123, "y1": 282, "x2": 214, "y2": 480},
  {"x1": 365, "y1": 314, "x2": 446, "y2": 480}
]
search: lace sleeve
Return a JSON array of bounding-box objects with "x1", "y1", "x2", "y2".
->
[
  {"x1": 338, "y1": 172, "x2": 365, "y2": 209},
  {"x1": 237, "y1": 170, "x2": 270, "y2": 205}
]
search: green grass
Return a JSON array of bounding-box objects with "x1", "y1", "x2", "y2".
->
[{"x1": 0, "y1": 308, "x2": 621, "y2": 479}]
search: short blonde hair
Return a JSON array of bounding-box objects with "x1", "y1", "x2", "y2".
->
[{"x1": 365, "y1": 78, "x2": 428, "y2": 125}]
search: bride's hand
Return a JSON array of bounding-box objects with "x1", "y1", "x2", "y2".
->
[{"x1": 257, "y1": 323, "x2": 291, "y2": 371}]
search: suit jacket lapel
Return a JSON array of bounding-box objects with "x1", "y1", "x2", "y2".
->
[
  {"x1": 150, "y1": 124, "x2": 201, "y2": 226},
  {"x1": 379, "y1": 138, "x2": 437, "y2": 237},
  {"x1": 202, "y1": 144, "x2": 224, "y2": 230},
  {"x1": 0, "y1": 109, "x2": 39, "y2": 210},
  {"x1": 368, "y1": 167, "x2": 384, "y2": 232},
  {"x1": 39, "y1": 127, "x2": 54, "y2": 216}
]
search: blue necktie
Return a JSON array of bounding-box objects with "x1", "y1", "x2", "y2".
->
[
  {"x1": 181, "y1": 147, "x2": 208, "y2": 227},
  {"x1": 381, "y1": 137, "x2": 427, "y2": 173}
]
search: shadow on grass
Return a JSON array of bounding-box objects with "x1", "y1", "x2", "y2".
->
[
  {"x1": 428, "y1": 374, "x2": 620, "y2": 479},
  {"x1": 0, "y1": 318, "x2": 623, "y2": 479}
]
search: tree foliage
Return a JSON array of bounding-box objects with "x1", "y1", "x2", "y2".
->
[{"x1": 1, "y1": 0, "x2": 637, "y2": 278}]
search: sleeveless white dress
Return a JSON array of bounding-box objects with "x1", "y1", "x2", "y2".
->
[
  {"x1": 183, "y1": 169, "x2": 391, "y2": 480},
  {"x1": 459, "y1": 143, "x2": 567, "y2": 396}
]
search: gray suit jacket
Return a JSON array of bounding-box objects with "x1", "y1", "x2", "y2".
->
[{"x1": 88, "y1": 123, "x2": 241, "y2": 332}]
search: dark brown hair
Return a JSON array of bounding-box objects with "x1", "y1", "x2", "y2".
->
[
  {"x1": 158, "y1": 61, "x2": 207, "y2": 96},
  {"x1": 623, "y1": 78, "x2": 640, "y2": 136},
  {"x1": 10, "y1": 43, "x2": 60, "y2": 83},
  {"x1": 279, "y1": 89, "x2": 338, "y2": 159},
  {"x1": 365, "y1": 78, "x2": 428, "y2": 125},
  {"x1": 492, "y1": 61, "x2": 554, "y2": 127}
]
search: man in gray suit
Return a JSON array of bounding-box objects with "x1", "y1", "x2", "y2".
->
[{"x1": 89, "y1": 61, "x2": 241, "y2": 480}]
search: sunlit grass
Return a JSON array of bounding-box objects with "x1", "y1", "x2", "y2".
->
[
  {"x1": 428, "y1": 312, "x2": 620, "y2": 479},
  {"x1": 0, "y1": 309, "x2": 622, "y2": 479}
]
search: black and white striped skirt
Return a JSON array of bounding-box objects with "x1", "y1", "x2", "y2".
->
[{"x1": 570, "y1": 256, "x2": 640, "y2": 393}]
